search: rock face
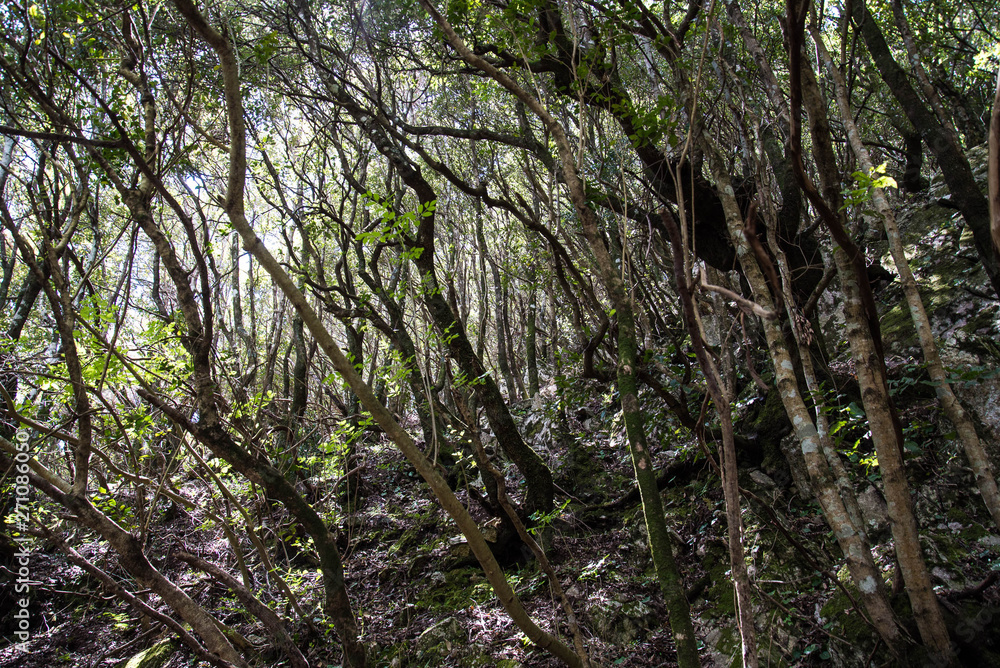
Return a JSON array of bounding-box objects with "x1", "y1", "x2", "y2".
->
[
  {"x1": 954, "y1": 377, "x2": 1000, "y2": 448},
  {"x1": 876, "y1": 144, "x2": 1000, "y2": 444}
]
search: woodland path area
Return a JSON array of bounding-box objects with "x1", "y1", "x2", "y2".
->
[{"x1": 2, "y1": 0, "x2": 1000, "y2": 667}]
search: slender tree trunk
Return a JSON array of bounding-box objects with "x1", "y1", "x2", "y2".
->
[
  {"x1": 619, "y1": 295, "x2": 703, "y2": 668},
  {"x1": 183, "y1": 7, "x2": 582, "y2": 664},
  {"x1": 662, "y1": 209, "x2": 758, "y2": 668},
  {"x1": 474, "y1": 197, "x2": 490, "y2": 360},
  {"x1": 231, "y1": 234, "x2": 257, "y2": 386},
  {"x1": 899, "y1": 124, "x2": 929, "y2": 193},
  {"x1": 176, "y1": 552, "x2": 309, "y2": 668},
  {"x1": 417, "y1": 8, "x2": 704, "y2": 665},
  {"x1": 990, "y1": 66, "x2": 1000, "y2": 257},
  {"x1": 491, "y1": 257, "x2": 517, "y2": 399},
  {"x1": 0, "y1": 137, "x2": 15, "y2": 308},
  {"x1": 288, "y1": 313, "x2": 307, "y2": 466},
  {"x1": 526, "y1": 264, "x2": 540, "y2": 396},
  {"x1": 503, "y1": 281, "x2": 528, "y2": 400},
  {"x1": 888, "y1": 0, "x2": 961, "y2": 144},
  {"x1": 3, "y1": 451, "x2": 245, "y2": 666}
]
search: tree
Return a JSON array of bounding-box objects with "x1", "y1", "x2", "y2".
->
[{"x1": 3, "y1": 0, "x2": 999, "y2": 666}]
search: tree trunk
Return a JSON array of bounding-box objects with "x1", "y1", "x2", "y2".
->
[
  {"x1": 526, "y1": 266, "x2": 540, "y2": 397},
  {"x1": 19, "y1": 467, "x2": 246, "y2": 667},
  {"x1": 491, "y1": 255, "x2": 517, "y2": 400},
  {"x1": 184, "y1": 7, "x2": 582, "y2": 663},
  {"x1": 176, "y1": 552, "x2": 309, "y2": 668},
  {"x1": 231, "y1": 234, "x2": 256, "y2": 386},
  {"x1": 418, "y1": 9, "x2": 704, "y2": 666},
  {"x1": 412, "y1": 253, "x2": 554, "y2": 514},
  {"x1": 662, "y1": 208, "x2": 757, "y2": 668},
  {"x1": 990, "y1": 65, "x2": 1000, "y2": 257}
]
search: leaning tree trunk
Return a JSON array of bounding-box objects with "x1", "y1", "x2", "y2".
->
[
  {"x1": 7, "y1": 464, "x2": 246, "y2": 668},
  {"x1": 288, "y1": 19, "x2": 555, "y2": 516},
  {"x1": 1, "y1": 224, "x2": 246, "y2": 666},
  {"x1": 186, "y1": 4, "x2": 584, "y2": 664},
  {"x1": 703, "y1": 140, "x2": 906, "y2": 653}
]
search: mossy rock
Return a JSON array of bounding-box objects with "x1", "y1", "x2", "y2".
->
[
  {"x1": 919, "y1": 532, "x2": 967, "y2": 585},
  {"x1": 738, "y1": 388, "x2": 793, "y2": 485},
  {"x1": 960, "y1": 522, "x2": 988, "y2": 542},
  {"x1": 586, "y1": 595, "x2": 658, "y2": 644},
  {"x1": 884, "y1": 197, "x2": 1000, "y2": 362},
  {"x1": 701, "y1": 622, "x2": 740, "y2": 668},
  {"x1": 819, "y1": 588, "x2": 877, "y2": 646},
  {"x1": 117, "y1": 639, "x2": 176, "y2": 668},
  {"x1": 376, "y1": 639, "x2": 411, "y2": 667},
  {"x1": 459, "y1": 655, "x2": 523, "y2": 668},
  {"x1": 699, "y1": 540, "x2": 737, "y2": 619},
  {"x1": 389, "y1": 526, "x2": 421, "y2": 555},
  {"x1": 414, "y1": 567, "x2": 493, "y2": 613},
  {"x1": 416, "y1": 616, "x2": 465, "y2": 661},
  {"x1": 879, "y1": 297, "x2": 920, "y2": 352},
  {"x1": 557, "y1": 438, "x2": 603, "y2": 500}
]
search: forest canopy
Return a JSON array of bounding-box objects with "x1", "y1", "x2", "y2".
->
[{"x1": 2, "y1": 0, "x2": 1000, "y2": 666}]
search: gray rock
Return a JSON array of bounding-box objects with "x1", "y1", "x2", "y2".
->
[
  {"x1": 416, "y1": 617, "x2": 465, "y2": 654},
  {"x1": 749, "y1": 469, "x2": 777, "y2": 489},
  {"x1": 932, "y1": 566, "x2": 956, "y2": 585},
  {"x1": 978, "y1": 535, "x2": 1000, "y2": 548},
  {"x1": 780, "y1": 435, "x2": 813, "y2": 500},
  {"x1": 587, "y1": 596, "x2": 657, "y2": 644},
  {"x1": 857, "y1": 485, "x2": 889, "y2": 535}
]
